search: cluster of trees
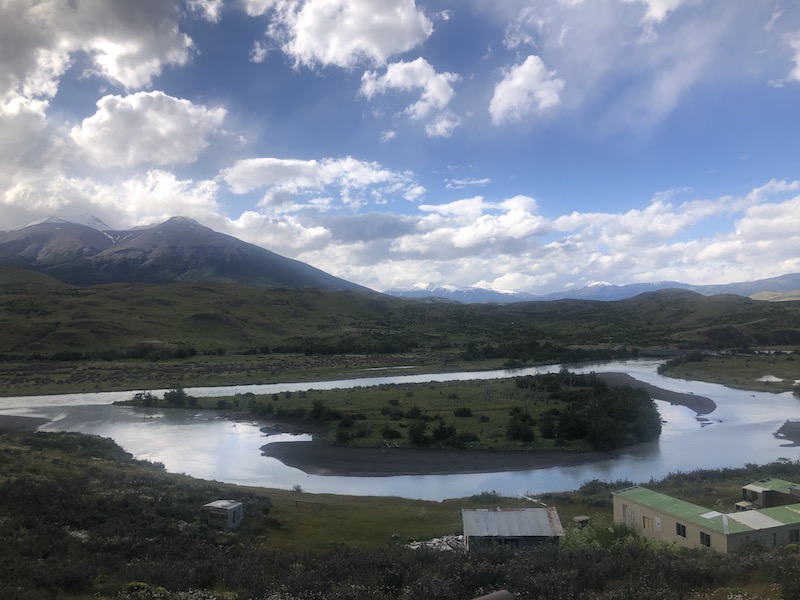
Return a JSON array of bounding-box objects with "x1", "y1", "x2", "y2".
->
[
  {"x1": 127, "y1": 387, "x2": 198, "y2": 408},
  {"x1": 511, "y1": 371, "x2": 662, "y2": 450}
]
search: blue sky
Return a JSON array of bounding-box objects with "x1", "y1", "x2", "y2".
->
[{"x1": 2, "y1": 0, "x2": 800, "y2": 294}]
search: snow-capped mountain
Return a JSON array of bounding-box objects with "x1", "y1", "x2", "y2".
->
[{"x1": 384, "y1": 274, "x2": 800, "y2": 303}]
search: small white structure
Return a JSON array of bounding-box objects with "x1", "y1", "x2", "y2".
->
[{"x1": 201, "y1": 500, "x2": 244, "y2": 531}]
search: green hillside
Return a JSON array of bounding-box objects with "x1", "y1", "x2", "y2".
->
[{"x1": 1, "y1": 267, "x2": 799, "y2": 394}]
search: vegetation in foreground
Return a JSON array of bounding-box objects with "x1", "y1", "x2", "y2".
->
[
  {"x1": 2, "y1": 431, "x2": 800, "y2": 599},
  {"x1": 123, "y1": 371, "x2": 662, "y2": 453}
]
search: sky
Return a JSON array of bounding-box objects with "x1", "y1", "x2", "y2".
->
[{"x1": 2, "y1": 0, "x2": 800, "y2": 294}]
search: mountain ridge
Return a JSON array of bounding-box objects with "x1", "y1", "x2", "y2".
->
[
  {"x1": 0, "y1": 216, "x2": 368, "y2": 291},
  {"x1": 384, "y1": 273, "x2": 800, "y2": 303}
]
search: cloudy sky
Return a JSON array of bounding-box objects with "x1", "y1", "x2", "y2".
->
[{"x1": 2, "y1": 0, "x2": 800, "y2": 294}]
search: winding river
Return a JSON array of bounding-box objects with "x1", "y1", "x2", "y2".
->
[{"x1": 1, "y1": 359, "x2": 799, "y2": 501}]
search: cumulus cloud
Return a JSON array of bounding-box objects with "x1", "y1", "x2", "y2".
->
[
  {"x1": 489, "y1": 56, "x2": 564, "y2": 125},
  {"x1": 361, "y1": 58, "x2": 462, "y2": 137},
  {"x1": 361, "y1": 58, "x2": 459, "y2": 120},
  {"x1": 243, "y1": 0, "x2": 432, "y2": 68},
  {"x1": 70, "y1": 92, "x2": 226, "y2": 168},
  {"x1": 0, "y1": 0, "x2": 193, "y2": 104},
  {"x1": 480, "y1": 1, "x2": 797, "y2": 133},
  {"x1": 221, "y1": 156, "x2": 423, "y2": 209},
  {"x1": 0, "y1": 169, "x2": 220, "y2": 230},
  {"x1": 187, "y1": 0, "x2": 225, "y2": 23},
  {"x1": 0, "y1": 96, "x2": 48, "y2": 164},
  {"x1": 622, "y1": 0, "x2": 691, "y2": 24},
  {"x1": 775, "y1": 34, "x2": 800, "y2": 86}
]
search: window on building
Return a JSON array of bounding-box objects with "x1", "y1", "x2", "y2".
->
[
  {"x1": 676, "y1": 523, "x2": 686, "y2": 537},
  {"x1": 790, "y1": 529, "x2": 799, "y2": 543},
  {"x1": 642, "y1": 516, "x2": 654, "y2": 531},
  {"x1": 700, "y1": 532, "x2": 711, "y2": 547}
]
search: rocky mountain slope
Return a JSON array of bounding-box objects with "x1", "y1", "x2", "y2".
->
[{"x1": 0, "y1": 217, "x2": 367, "y2": 291}]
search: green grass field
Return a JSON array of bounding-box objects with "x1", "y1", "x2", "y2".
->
[{"x1": 662, "y1": 353, "x2": 800, "y2": 393}]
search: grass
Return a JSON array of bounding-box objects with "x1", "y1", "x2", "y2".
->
[
  {"x1": 662, "y1": 353, "x2": 800, "y2": 393},
  {"x1": 263, "y1": 488, "x2": 538, "y2": 552}
]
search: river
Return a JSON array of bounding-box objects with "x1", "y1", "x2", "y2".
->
[{"x1": 1, "y1": 359, "x2": 798, "y2": 501}]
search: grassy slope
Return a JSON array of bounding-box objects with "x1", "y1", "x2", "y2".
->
[
  {"x1": 3, "y1": 268, "x2": 800, "y2": 358},
  {"x1": 2, "y1": 267, "x2": 800, "y2": 396}
]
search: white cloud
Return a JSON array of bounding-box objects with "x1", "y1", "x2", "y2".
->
[
  {"x1": 479, "y1": 1, "x2": 797, "y2": 133},
  {"x1": 221, "y1": 156, "x2": 423, "y2": 209},
  {"x1": 0, "y1": 95, "x2": 48, "y2": 164},
  {"x1": 361, "y1": 58, "x2": 462, "y2": 137},
  {"x1": 0, "y1": 169, "x2": 220, "y2": 230},
  {"x1": 489, "y1": 55, "x2": 564, "y2": 125},
  {"x1": 425, "y1": 111, "x2": 462, "y2": 138},
  {"x1": 622, "y1": 0, "x2": 691, "y2": 24},
  {"x1": 245, "y1": 0, "x2": 432, "y2": 68},
  {"x1": 445, "y1": 178, "x2": 491, "y2": 190},
  {"x1": 250, "y1": 41, "x2": 269, "y2": 64},
  {"x1": 70, "y1": 92, "x2": 226, "y2": 168},
  {"x1": 361, "y1": 58, "x2": 460, "y2": 120},
  {"x1": 782, "y1": 34, "x2": 800, "y2": 84},
  {"x1": 0, "y1": 0, "x2": 193, "y2": 104},
  {"x1": 187, "y1": 0, "x2": 225, "y2": 23}
]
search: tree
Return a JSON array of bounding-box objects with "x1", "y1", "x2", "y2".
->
[{"x1": 407, "y1": 419, "x2": 428, "y2": 446}]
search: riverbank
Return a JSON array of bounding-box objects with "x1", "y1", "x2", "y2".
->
[
  {"x1": 260, "y1": 373, "x2": 715, "y2": 476},
  {"x1": 595, "y1": 372, "x2": 717, "y2": 415},
  {"x1": 261, "y1": 442, "x2": 617, "y2": 476}
]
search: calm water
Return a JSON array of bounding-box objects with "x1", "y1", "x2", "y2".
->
[{"x1": 2, "y1": 360, "x2": 799, "y2": 500}]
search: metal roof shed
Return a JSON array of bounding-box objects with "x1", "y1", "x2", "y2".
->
[{"x1": 461, "y1": 508, "x2": 565, "y2": 552}]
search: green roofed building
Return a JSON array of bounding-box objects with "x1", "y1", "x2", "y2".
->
[{"x1": 613, "y1": 484, "x2": 800, "y2": 554}]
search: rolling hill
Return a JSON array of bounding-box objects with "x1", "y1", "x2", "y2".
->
[{"x1": 1, "y1": 268, "x2": 798, "y2": 359}]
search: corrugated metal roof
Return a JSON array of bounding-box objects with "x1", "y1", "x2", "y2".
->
[
  {"x1": 461, "y1": 508, "x2": 564, "y2": 538},
  {"x1": 203, "y1": 500, "x2": 241, "y2": 510}
]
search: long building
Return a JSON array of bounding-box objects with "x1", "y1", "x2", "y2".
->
[{"x1": 612, "y1": 479, "x2": 800, "y2": 554}]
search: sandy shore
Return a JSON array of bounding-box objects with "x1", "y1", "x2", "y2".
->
[
  {"x1": 261, "y1": 373, "x2": 717, "y2": 477},
  {"x1": 595, "y1": 372, "x2": 717, "y2": 415}
]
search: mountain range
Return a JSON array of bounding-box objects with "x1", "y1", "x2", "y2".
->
[
  {"x1": 0, "y1": 217, "x2": 366, "y2": 291},
  {"x1": 383, "y1": 274, "x2": 800, "y2": 303},
  {"x1": 1, "y1": 216, "x2": 798, "y2": 302}
]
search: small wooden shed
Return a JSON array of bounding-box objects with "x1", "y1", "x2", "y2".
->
[
  {"x1": 461, "y1": 508, "x2": 564, "y2": 552},
  {"x1": 201, "y1": 500, "x2": 244, "y2": 531}
]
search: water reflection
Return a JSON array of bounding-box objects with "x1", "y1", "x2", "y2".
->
[{"x1": 2, "y1": 360, "x2": 799, "y2": 500}]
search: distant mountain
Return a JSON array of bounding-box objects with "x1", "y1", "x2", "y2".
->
[
  {"x1": 0, "y1": 216, "x2": 368, "y2": 291},
  {"x1": 384, "y1": 273, "x2": 800, "y2": 303}
]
